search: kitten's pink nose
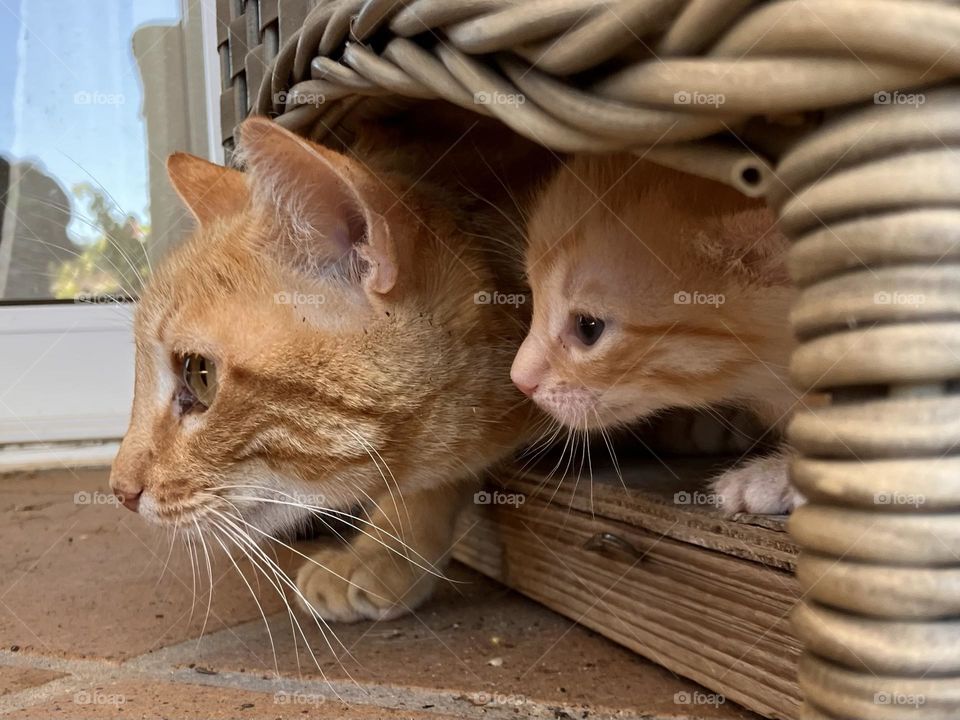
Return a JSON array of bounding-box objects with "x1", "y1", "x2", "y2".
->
[
  {"x1": 510, "y1": 364, "x2": 540, "y2": 397},
  {"x1": 114, "y1": 489, "x2": 142, "y2": 513},
  {"x1": 511, "y1": 336, "x2": 547, "y2": 398},
  {"x1": 514, "y1": 379, "x2": 538, "y2": 397}
]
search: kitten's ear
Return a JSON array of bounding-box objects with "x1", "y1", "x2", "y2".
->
[
  {"x1": 696, "y1": 205, "x2": 789, "y2": 284},
  {"x1": 236, "y1": 116, "x2": 397, "y2": 296},
  {"x1": 723, "y1": 206, "x2": 789, "y2": 278},
  {"x1": 166, "y1": 153, "x2": 248, "y2": 225}
]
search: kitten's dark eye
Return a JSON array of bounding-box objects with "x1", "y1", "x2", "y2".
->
[
  {"x1": 574, "y1": 314, "x2": 606, "y2": 346},
  {"x1": 181, "y1": 354, "x2": 218, "y2": 409}
]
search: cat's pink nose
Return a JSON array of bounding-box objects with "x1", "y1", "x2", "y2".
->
[
  {"x1": 511, "y1": 337, "x2": 546, "y2": 398},
  {"x1": 114, "y1": 489, "x2": 142, "y2": 513},
  {"x1": 513, "y1": 379, "x2": 538, "y2": 397}
]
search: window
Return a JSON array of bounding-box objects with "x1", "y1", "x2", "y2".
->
[{"x1": 0, "y1": 0, "x2": 221, "y2": 451}]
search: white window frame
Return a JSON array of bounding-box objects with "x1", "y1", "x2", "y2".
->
[{"x1": 0, "y1": 0, "x2": 222, "y2": 463}]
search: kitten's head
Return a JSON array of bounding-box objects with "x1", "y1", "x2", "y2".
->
[
  {"x1": 511, "y1": 157, "x2": 791, "y2": 430},
  {"x1": 110, "y1": 118, "x2": 524, "y2": 533}
]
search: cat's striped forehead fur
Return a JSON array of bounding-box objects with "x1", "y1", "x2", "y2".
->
[{"x1": 111, "y1": 117, "x2": 535, "y2": 532}]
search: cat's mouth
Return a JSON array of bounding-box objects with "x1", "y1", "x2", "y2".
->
[
  {"x1": 533, "y1": 386, "x2": 666, "y2": 431},
  {"x1": 137, "y1": 475, "x2": 365, "y2": 546},
  {"x1": 531, "y1": 385, "x2": 604, "y2": 429}
]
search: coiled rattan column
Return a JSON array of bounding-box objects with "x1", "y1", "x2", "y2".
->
[{"x1": 773, "y1": 90, "x2": 960, "y2": 719}]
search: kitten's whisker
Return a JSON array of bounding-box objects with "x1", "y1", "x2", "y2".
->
[
  {"x1": 547, "y1": 423, "x2": 580, "y2": 507},
  {"x1": 346, "y1": 443, "x2": 407, "y2": 543},
  {"x1": 593, "y1": 408, "x2": 626, "y2": 495},
  {"x1": 516, "y1": 415, "x2": 557, "y2": 458},
  {"x1": 563, "y1": 422, "x2": 590, "y2": 525},
  {"x1": 514, "y1": 420, "x2": 564, "y2": 477},
  {"x1": 585, "y1": 417, "x2": 595, "y2": 520},
  {"x1": 212, "y1": 520, "x2": 304, "y2": 677},
  {"x1": 534, "y1": 425, "x2": 574, "y2": 502},
  {"x1": 701, "y1": 405, "x2": 759, "y2": 447},
  {"x1": 514, "y1": 421, "x2": 553, "y2": 465}
]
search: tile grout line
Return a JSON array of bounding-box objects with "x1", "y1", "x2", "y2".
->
[{"x1": 0, "y1": 622, "x2": 667, "y2": 720}]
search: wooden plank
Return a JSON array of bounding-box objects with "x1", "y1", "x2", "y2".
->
[
  {"x1": 504, "y1": 458, "x2": 798, "y2": 570},
  {"x1": 454, "y1": 473, "x2": 802, "y2": 720}
]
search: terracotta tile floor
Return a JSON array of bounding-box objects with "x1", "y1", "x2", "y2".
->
[{"x1": 0, "y1": 468, "x2": 760, "y2": 719}]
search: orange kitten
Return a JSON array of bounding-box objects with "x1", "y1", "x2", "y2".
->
[
  {"x1": 512, "y1": 155, "x2": 806, "y2": 514},
  {"x1": 109, "y1": 117, "x2": 541, "y2": 622}
]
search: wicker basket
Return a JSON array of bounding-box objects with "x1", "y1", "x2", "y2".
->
[{"x1": 216, "y1": 1, "x2": 960, "y2": 718}]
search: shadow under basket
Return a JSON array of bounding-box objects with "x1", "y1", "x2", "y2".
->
[{"x1": 454, "y1": 450, "x2": 801, "y2": 720}]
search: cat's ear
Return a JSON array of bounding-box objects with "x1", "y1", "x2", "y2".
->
[
  {"x1": 236, "y1": 116, "x2": 397, "y2": 296},
  {"x1": 166, "y1": 153, "x2": 248, "y2": 225},
  {"x1": 692, "y1": 205, "x2": 788, "y2": 284}
]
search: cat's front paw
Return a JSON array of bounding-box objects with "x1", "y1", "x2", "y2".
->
[
  {"x1": 711, "y1": 452, "x2": 805, "y2": 515},
  {"x1": 295, "y1": 544, "x2": 439, "y2": 623}
]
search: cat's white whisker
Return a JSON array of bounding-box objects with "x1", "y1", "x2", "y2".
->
[
  {"x1": 514, "y1": 418, "x2": 564, "y2": 477},
  {"x1": 216, "y1": 493, "x2": 448, "y2": 583},
  {"x1": 24, "y1": 196, "x2": 149, "y2": 296},
  {"x1": 193, "y1": 518, "x2": 216, "y2": 649},
  {"x1": 184, "y1": 532, "x2": 199, "y2": 625},
  {"x1": 593, "y1": 408, "x2": 625, "y2": 495},
  {"x1": 209, "y1": 519, "x2": 342, "y2": 691},
  {"x1": 213, "y1": 506, "x2": 389, "y2": 599},
  {"x1": 548, "y1": 424, "x2": 581, "y2": 507},
  {"x1": 342, "y1": 427, "x2": 411, "y2": 538},
  {"x1": 209, "y1": 511, "x2": 362, "y2": 690},
  {"x1": 207, "y1": 522, "x2": 280, "y2": 675},
  {"x1": 154, "y1": 522, "x2": 179, "y2": 589},
  {"x1": 534, "y1": 425, "x2": 574, "y2": 501},
  {"x1": 204, "y1": 482, "x2": 439, "y2": 575},
  {"x1": 585, "y1": 417, "x2": 595, "y2": 519}
]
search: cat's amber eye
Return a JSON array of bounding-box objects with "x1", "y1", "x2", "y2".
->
[
  {"x1": 181, "y1": 354, "x2": 218, "y2": 408},
  {"x1": 574, "y1": 314, "x2": 606, "y2": 347}
]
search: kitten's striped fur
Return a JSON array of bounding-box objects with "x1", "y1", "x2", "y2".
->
[{"x1": 513, "y1": 155, "x2": 811, "y2": 514}]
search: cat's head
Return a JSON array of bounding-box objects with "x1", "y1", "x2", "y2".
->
[
  {"x1": 511, "y1": 157, "x2": 791, "y2": 430},
  {"x1": 109, "y1": 118, "x2": 523, "y2": 533}
]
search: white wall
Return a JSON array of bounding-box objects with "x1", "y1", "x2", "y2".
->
[{"x1": 0, "y1": 304, "x2": 135, "y2": 444}]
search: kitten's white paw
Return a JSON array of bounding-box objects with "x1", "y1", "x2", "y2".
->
[
  {"x1": 711, "y1": 452, "x2": 805, "y2": 515},
  {"x1": 296, "y1": 544, "x2": 439, "y2": 623}
]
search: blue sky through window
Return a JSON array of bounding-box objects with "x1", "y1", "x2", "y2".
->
[{"x1": 0, "y1": 0, "x2": 181, "y2": 244}]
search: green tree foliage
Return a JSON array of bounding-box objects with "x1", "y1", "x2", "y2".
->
[{"x1": 53, "y1": 182, "x2": 150, "y2": 300}]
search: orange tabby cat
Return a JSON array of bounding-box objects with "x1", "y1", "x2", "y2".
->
[
  {"x1": 109, "y1": 116, "x2": 541, "y2": 622},
  {"x1": 511, "y1": 154, "x2": 807, "y2": 514}
]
